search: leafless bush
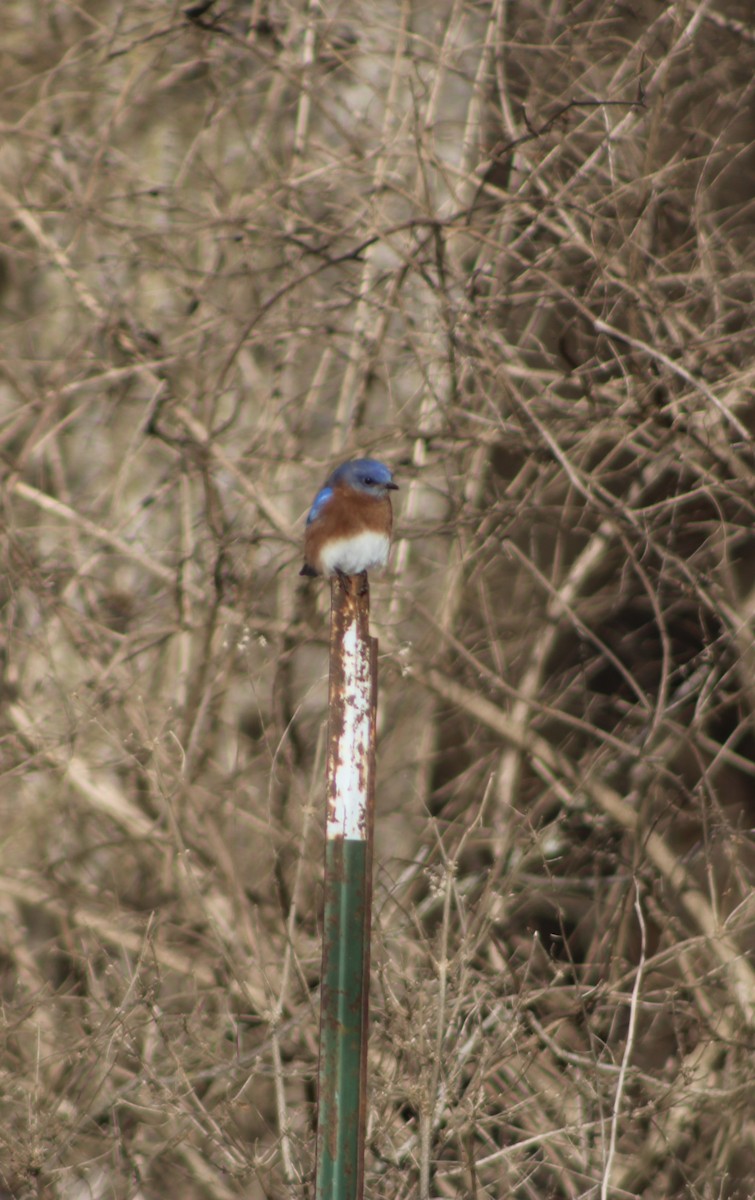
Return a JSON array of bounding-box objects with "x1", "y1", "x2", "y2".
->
[{"x1": 1, "y1": 1, "x2": 753, "y2": 1197}]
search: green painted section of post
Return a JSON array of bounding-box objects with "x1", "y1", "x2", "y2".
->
[{"x1": 316, "y1": 837, "x2": 370, "y2": 1200}]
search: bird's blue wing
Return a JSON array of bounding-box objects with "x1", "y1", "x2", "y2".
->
[{"x1": 307, "y1": 485, "x2": 334, "y2": 524}]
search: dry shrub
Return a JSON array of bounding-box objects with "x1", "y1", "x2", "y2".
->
[{"x1": 1, "y1": 1, "x2": 753, "y2": 1197}]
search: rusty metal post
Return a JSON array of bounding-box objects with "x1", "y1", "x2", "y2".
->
[{"x1": 315, "y1": 574, "x2": 377, "y2": 1200}]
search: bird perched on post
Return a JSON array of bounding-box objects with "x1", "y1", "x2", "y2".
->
[{"x1": 300, "y1": 458, "x2": 398, "y2": 582}]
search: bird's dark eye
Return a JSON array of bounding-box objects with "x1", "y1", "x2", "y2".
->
[{"x1": 364, "y1": 476, "x2": 375, "y2": 486}]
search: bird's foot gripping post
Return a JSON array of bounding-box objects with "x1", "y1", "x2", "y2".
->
[
  {"x1": 334, "y1": 569, "x2": 370, "y2": 597},
  {"x1": 315, "y1": 574, "x2": 377, "y2": 1200}
]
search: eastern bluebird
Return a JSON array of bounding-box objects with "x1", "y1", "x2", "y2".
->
[{"x1": 300, "y1": 458, "x2": 398, "y2": 580}]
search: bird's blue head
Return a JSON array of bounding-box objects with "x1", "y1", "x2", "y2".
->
[{"x1": 328, "y1": 458, "x2": 398, "y2": 498}]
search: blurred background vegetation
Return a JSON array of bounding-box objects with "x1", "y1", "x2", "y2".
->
[{"x1": 1, "y1": 1, "x2": 754, "y2": 1197}]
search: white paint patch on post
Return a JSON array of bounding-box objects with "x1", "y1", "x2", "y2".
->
[{"x1": 327, "y1": 602, "x2": 373, "y2": 841}]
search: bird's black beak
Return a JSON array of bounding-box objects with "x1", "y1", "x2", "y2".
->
[{"x1": 386, "y1": 482, "x2": 399, "y2": 490}]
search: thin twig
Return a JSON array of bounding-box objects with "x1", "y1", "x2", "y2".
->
[{"x1": 601, "y1": 884, "x2": 647, "y2": 1200}]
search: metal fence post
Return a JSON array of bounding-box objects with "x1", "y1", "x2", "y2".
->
[{"x1": 315, "y1": 574, "x2": 377, "y2": 1200}]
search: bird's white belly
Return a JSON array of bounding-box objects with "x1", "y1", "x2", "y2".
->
[{"x1": 320, "y1": 531, "x2": 390, "y2": 576}]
